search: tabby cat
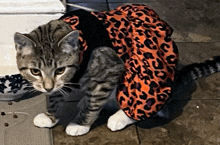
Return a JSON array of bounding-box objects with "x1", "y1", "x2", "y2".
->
[{"x1": 14, "y1": 4, "x2": 220, "y2": 136}]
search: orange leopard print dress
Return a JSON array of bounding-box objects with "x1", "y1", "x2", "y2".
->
[{"x1": 61, "y1": 4, "x2": 178, "y2": 121}]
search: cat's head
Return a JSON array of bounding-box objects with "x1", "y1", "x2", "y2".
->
[{"x1": 14, "y1": 20, "x2": 80, "y2": 94}]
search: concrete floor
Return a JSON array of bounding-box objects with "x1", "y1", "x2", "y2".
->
[{"x1": 52, "y1": 0, "x2": 220, "y2": 145}]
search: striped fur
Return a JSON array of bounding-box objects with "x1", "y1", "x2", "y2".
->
[
  {"x1": 179, "y1": 56, "x2": 220, "y2": 80},
  {"x1": 73, "y1": 46, "x2": 124, "y2": 125},
  {"x1": 14, "y1": 20, "x2": 80, "y2": 93}
]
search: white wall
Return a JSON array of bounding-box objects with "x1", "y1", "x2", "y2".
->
[{"x1": 0, "y1": 0, "x2": 65, "y2": 76}]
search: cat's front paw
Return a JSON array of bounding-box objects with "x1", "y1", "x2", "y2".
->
[
  {"x1": 107, "y1": 109, "x2": 136, "y2": 131},
  {"x1": 33, "y1": 113, "x2": 59, "y2": 128},
  {"x1": 66, "y1": 123, "x2": 90, "y2": 136}
]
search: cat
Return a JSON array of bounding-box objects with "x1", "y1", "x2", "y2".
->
[
  {"x1": 14, "y1": 20, "x2": 125, "y2": 135},
  {"x1": 13, "y1": 4, "x2": 220, "y2": 136}
]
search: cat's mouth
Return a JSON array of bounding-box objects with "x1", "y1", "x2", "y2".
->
[
  {"x1": 43, "y1": 85, "x2": 62, "y2": 95},
  {"x1": 44, "y1": 92, "x2": 53, "y2": 96},
  {"x1": 37, "y1": 83, "x2": 81, "y2": 96},
  {"x1": 31, "y1": 84, "x2": 58, "y2": 96},
  {"x1": 43, "y1": 88, "x2": 61, "y2": 96}
]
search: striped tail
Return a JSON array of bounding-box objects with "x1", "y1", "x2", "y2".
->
[{"x1": 179, "y1": 56, "x2": 220, "y2": 80}]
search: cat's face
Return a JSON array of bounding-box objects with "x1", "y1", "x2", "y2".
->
[{"x1": 14, "y1": 20, "x2": 80, "y2": 94}]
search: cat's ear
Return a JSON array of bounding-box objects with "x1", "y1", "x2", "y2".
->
[
  {"x1": 58, "y1": 30, "x2": 79, "y2": 53},
  {"x1": 14, "y1": 32, "x2": 36, "y2": 55}
]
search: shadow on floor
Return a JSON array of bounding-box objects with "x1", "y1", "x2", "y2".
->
[{"x1": 52, "y1": 66, "x2": 197, "y2": 131}]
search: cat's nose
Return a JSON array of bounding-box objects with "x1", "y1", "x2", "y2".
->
[
  {"x1": 45, "y1": 88, "x2": 53, "y2": 92},
  {"x1": 43, "y1": 79, "x2": 54, "y2": 92}
]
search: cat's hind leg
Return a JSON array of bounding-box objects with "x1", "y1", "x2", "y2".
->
[
  {"x1": 33, "y1": 112, "x2": 59, "y2": 128},
  {"x1": 107, "y1": 109, "x2": 136, "y2": 131}
]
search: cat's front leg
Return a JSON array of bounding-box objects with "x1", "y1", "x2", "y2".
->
[
  {"x1": 66, "y1": 46, "x2": 124, "y2": 136},
  {"x1": 65, "y1": 96, "x2": 98, "y2": 136},
  {"x1": 34, "y1": 92, "x2": 63, "y2": 128},
  {"x1": 66, "y1": 123, "x2": 90, "y2": 136},
  {"x1": 33, "y1": 112, "x2": 59, "y2": 128},
  {"x1": 107, "y1": 109, "x2": 136, "y2": 131}
]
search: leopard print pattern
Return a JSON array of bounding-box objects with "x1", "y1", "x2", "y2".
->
[{"x1": 62, "y1": 4, "x2": 178, "y2": 121}]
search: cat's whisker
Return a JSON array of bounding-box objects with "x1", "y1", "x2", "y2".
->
[
  {"x1": 60, "y1": 90, "x2": 68, "y2": 97},
  {"x1": 24, "y1": 88, "x2": 34, "y2": 93},
  {"x1": 63, "y1": 85, "x2": 77, "y2": 92},
  {"x1": 28, "y1": 88, "x2": 38, "y2": 94},
  {"x1": 64, "y1": 82, "x2": 80, "y2": 85},
  {"x1": 62, "y1": 88, "x2": 69, "y2": 96},
  {"x1": 23, "y1": 88, "x2": 39, "y2": 98},
  {"x1": 59, "y1": 88, "x2": 68, "y2": 97},
  {"x1": 58, "y1": 90, "x2": 65, "y2": 96},
  {"x1": 23, "y1": 86, "x2": 34, "y2": 88},
  {"x1": 23, "y1": 84, "x2": 35, "y2": 88},
  {"x1": 64, "y1": 83, "x2": 81, "y2": 88}
]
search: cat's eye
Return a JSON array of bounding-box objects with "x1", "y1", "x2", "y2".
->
[
  {"x1": 55, "y1": 67, "x2": 66, "y2": 75},
  {"x1": 30, "y1": 68, "x2": 41, "y2": 76}
]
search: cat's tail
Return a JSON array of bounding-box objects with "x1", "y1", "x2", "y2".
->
[{"x1": 178, "y1": 56, "x2": 220, "y2": 80}]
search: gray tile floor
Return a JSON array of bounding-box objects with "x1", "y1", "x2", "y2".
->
[{"x1": 0, "y1": 94, "x2": 51, "y2": 145}]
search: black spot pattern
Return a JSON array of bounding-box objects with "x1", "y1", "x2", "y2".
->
[
  {"x1": 144, "y1": 98, "x2": 155, "y2": 110},
  {"x1": 140, "y1": 91, "x2": 148, "y2": 100},
  {"x1": 0, "y1": 74, "x2": 29, "y2": 94}
]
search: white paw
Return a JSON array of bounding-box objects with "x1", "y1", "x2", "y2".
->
[
  {"x1": 66, "y1": 123, "x2": 90, "y2": 136},
  {"x1": 107, "y1": 109, "x2": 136, "y2": 131},
  {"x1": 33, "y1": 113, "x2": 59, "y2": 128}
]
